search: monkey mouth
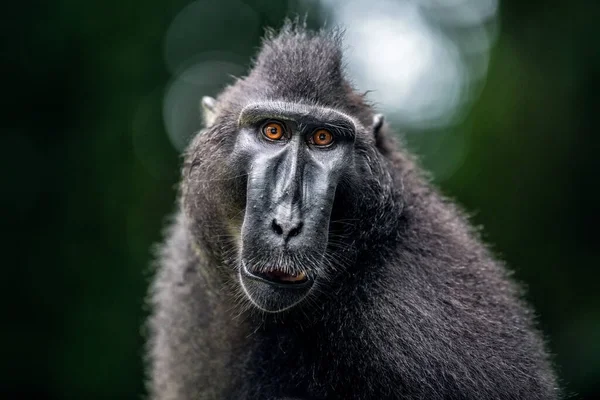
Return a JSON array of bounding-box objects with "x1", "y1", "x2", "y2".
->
[
  {"x1": 256, "y1": 269, "x2": 307, "y2": 284},
  {"x1": 242, "y1": 264, "x2": 310, "y2": 288}
]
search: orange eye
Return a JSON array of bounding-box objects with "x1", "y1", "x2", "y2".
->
[
  {"x1": 312, "y1": 129, "x2": 333, "y2": 146},
  {"x1": 262, "y1": 122, "x2": 285, "y2": 140}
]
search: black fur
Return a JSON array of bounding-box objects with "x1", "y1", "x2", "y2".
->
[{"x1": 146, "y1": 23, "x2": 560, "y2": 399}]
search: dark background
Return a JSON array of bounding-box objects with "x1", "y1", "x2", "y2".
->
[{"x1": 3, "y1": 0, "x2": 599, "y2": 398}]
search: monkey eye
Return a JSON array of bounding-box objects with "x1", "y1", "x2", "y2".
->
[
  {"x1": 262, "y1": 122, "x2": 285, "y2": 141},
  {"x1": 311, "y1": 129, "x2": 334, "y2": 147}
]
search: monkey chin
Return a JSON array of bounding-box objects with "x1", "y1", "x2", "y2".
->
[{"x1": 238, "y1": 260, "x2": 314, "y2": 313}]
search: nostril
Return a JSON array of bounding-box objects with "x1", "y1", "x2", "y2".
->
[
  {"x1": 271, "y1": 219, "x2": 283, "y2": 235},
  {"x1": 288, "y1": 222, "x2": 303, "y2": 238},
  {"x1": 271, "y1": 219, "x2": 303, "y2": 241}
]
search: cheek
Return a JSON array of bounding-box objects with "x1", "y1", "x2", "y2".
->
[
  {"x1": 182, "y1": 158, "x2": 247, "y2": 225},
  {"x1": 227, "y1": 170, "x2": 248, "y2": 213},
  {"x1": 226, "y1": 221, "x2": 244, "y2": 255},
  {"x1": 209, "y1": 147, "x2": 250, "y2": 212}
]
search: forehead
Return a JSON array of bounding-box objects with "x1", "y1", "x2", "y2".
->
[{"x1": 238, "y1": 101, "x2": 358, "y2": 132}]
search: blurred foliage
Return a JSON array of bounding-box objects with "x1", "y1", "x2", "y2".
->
[{"x1": 2, "y1": 0, "x2": 599, "y2": 399}]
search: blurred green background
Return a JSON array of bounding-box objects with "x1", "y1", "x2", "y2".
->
[{"x1": 2, "y1": 0, "x2": 599, "y2": 398}]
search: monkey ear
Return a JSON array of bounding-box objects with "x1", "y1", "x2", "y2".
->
[
  {"x1": 201, "y1": 96, "x2": 218, "y2": 127},
  {"x1": 372, "y1": 113, "x2": 385, "y2": 139}
]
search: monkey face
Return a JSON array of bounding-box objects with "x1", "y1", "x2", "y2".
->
[
  {"x1": 224, "y1": 101, "x2": 358, "y2": 313},
  {"x1": 183, "y1": 98, "x2": 385, "y2": 313}
]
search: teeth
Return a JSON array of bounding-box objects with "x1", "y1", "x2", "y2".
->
[
  {"x1": 283, "y1": 271, "x2": 306, "y2": 282},
  {"x1": 263, "y1": 269, "x2": 307, "y2": 282}
]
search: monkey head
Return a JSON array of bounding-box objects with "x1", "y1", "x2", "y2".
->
[{"x1": 181, "y1": 27, "x2": 395, "y2": 313}]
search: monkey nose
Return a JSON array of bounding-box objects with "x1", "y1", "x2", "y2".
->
[{"x1": 271, "y1": 218, "x2": 304, "y2": 243}]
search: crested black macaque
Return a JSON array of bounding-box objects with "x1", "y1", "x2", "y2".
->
[{"x1": 147, "y1": 23, "x2": 560, "y2": 400}]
